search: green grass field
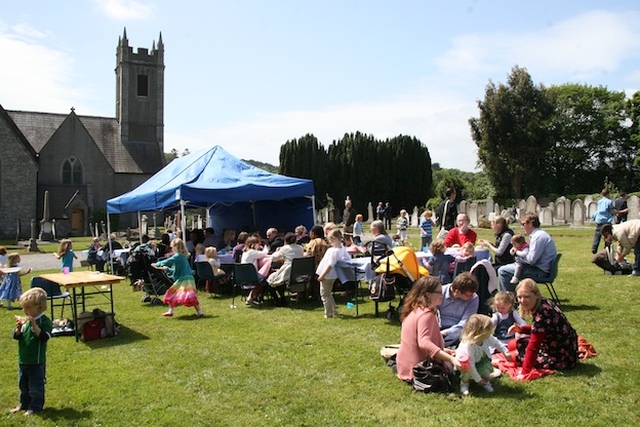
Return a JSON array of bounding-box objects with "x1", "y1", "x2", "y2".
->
[{"x1": 0, "y1": 227, "x2": 639, "y2": 426}]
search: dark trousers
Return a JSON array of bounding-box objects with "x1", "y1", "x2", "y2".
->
[
  {"x1": 18, "y1": 364, "x2": 46, "y2": 412},
  {"x1": 592, "y1": 223, "x2": 607, "y2": 253},
  {"x1": 633, "y1": 239, "x2": 640, "y2": 273}
]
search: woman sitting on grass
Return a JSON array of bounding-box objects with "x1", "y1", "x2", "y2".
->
[
  {"x1": 508, "y1": 279, "x2": 578, "y2": 379},
  {"x1": 396, "y1": 276, "x2": 461, "y2": 382}
]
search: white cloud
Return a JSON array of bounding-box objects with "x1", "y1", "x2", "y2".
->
[
  {"x1": 436, "y1": 10, "x2": 640, "y2": 85},
  {"x1": 94, "y1": 0, "x2": 152, "y2": 21},
  {"x1": 0, "y1": 28, "x2": 89, "y2": 113}
]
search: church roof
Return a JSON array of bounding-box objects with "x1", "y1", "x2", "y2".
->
[{"x1": 6, "y1": 110, "x2": 163, "y2": 174}]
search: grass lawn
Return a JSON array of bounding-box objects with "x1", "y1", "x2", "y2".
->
[{"x1": 0, "y1": 227, "x2": 639, "y2": 426}]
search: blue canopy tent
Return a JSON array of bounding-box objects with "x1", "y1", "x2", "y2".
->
[{"x1": 106, "y1": 146, "x2": 315, "y2": 237}]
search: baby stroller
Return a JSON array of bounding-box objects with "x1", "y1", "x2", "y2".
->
[
  {"x1": 369, "y1": 246, "x2": 429, "y2": 319},
  {"x1": 138, "y1": 255, "x2": 172, "y2": 306},
  {"x1": 126, "y1": 246, "x2": 157, "y2": 287}
]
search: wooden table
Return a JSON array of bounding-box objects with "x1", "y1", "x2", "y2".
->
[{"x1": 39, "y1": 271, "x2": 125, "y2": 342}]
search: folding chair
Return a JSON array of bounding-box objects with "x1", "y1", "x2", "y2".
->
[
  {"x1": 232, "y1": 263, "x2": 263, "y2": 307},
  {"x1": 538, "y1": 253, "x2": 562, "y2": 305},
  {"x1": 452, "y1": 256, "x2": 477, "y2": 279},
  {"x1": 30, "y1": 276, "x2": 72, "y2": 320},
  {"x1": 194, "y1": 261, "x2": 216, "y2": 292},
  {"x1": 287, "y1": 257, "x2": 316, "y2": 301}
]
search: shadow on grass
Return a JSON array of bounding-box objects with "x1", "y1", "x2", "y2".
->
[
  {"x1": 560, "y1": 361, "x2": 602, "y2": 378},
  {"x1": 82, "y1": 325, "x2": 149, "y2": 348},
  {"x1": 38, "y1": 406, "x2": 92, "y2": 423},
  {"x1": 558, "y1": 303, "x2": 600, "y2": 312}
]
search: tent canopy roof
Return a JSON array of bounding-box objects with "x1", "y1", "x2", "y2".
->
[{"x1": 107, "y1": 145, "x2": 314, "y2": 214}]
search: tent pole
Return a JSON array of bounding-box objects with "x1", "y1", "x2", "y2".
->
[
  {"x1": 107, "y1": 213, "x2": 113, "y2": 273},
  {"x1": 180, "y1": 200, "x2": 187, "y2": 240},
  {"x1": 251, "y1": 201, "x2": 257, "y2": 231},
  {"x1": 311, "y1": 195, "x2": 317, "y2": 225}
]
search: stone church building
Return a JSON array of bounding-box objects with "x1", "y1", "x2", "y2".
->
[{"x1": 0, "y1": 30, "x2": 165, "y2": 239}]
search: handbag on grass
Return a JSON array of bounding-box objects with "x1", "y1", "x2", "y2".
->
[{"x1": 412, "y1": 359, "x2": 453, "y2": 393}]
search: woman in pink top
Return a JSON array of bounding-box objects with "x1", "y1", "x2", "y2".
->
[{"x1": 396, "y1": 276, "x2": 461, "y2": 382}]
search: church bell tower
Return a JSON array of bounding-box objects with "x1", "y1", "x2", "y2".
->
[{"x1": 115, "y1": 28, "x2": 164, "y2": 153}]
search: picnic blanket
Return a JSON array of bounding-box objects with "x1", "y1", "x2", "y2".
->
[{"x1": 492, "y1": 335, "x2": 597, "y2": 381}]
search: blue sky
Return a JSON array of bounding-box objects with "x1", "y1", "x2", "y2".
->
[{"x1": 2, "y1": 1, "x2": 639, "y2": 171}]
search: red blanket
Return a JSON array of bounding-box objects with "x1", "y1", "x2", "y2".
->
[{"x1": 492, "y1": 335, "x2": 597, "y2": 381}]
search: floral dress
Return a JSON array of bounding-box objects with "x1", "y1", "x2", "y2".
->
[
  {"x1": 516, "y1": 297, "x2": 578, "y2": 370},
  {"x1": 155, "y1": 253, "x2": 199, "y2": 308}
]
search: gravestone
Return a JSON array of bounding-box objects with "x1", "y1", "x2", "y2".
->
[
  {"x1": 627, "y1": 195, "x2": 639, "y2": 221},
  {"x1": 587, "y1": 201, "x2": 597, "y2": 221},
  {"x1": 572, "y1": 199, "x2": 585, "y2": 225},
  {"x1": 526, "y1": 195, "x2": 537, "y2": 213},
  {"x1": 539, "y1": 207, "x2": 554, "y2": 226},
  {"x1": 518, "y1": 199, "x2": 527, "y2": 211},
  {"x1": 141, "y1": 215, "x2": 148, "y2": 236},
  {"x1": 486, "y1": 198, "x2": 494, "y2": 217},
  {"x1": 555, "y1": 197, "x2": 565, "y2": 222},
  {"x1": 411, "y1": 206, "x2": 419, "y2": 227},
  {"x1": 459, "y1": 200, "x2": 467, "y2": 214},
  {"x1": 564, "y1": 198, "x2": 572, "y2": 223},
  {"x1": 367, "y1": 202, "x2": 374, "y2": 223},
  {"x1": 468, "y1": 202, "x2": 479, "y2": 227}
]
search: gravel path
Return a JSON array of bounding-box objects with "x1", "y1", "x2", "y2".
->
[{"x1": 19, "y1": 252, "x2": 85, "y2": 272}]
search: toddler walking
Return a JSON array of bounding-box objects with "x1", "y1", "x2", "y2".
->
[
  {"x1": 396, "y1": 209, "x2": 409, "y2": 245},
  {"x1": 0, "y1": 254, "x2": 32, "y2": 309},
  {"x1": 10, "y1": 287, "x2": 53, "y2": 416},
  {"x1": 489, "y1": 291, "x2": 527, "y2": 344},
  {"x1": 353, "y1": 214, "x2": 364, "y2": 246},
  {"x1": 509, "y1": 234, "x2": 530, "y2": 284},
  {"x1": 425, "y1": 239, "x2": 455, "y2": 284},
  {"x1": 456, "y1": 314, "x2": 512, "y2": 396}
]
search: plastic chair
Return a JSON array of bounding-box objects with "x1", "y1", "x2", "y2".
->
[
  {"x1": 194, "y1": 261, "x2": 216, "y2": 292},
  {"x1": 287, "y1": 257, "x2": 316, "y2": 300},
  {"x1": 232, "y1": 263, "x2": 262, "y2": 307},
  {"x1": 538, "y1": 253, "x2": 562, "y2": 305},
  {"x1": 30, "y1": 276, "x2": 72, "y2": 320}
]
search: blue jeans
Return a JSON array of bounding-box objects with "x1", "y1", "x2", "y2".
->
[
  {"x1": 498, "y1": 263, "x2": 550, "y2": 293},
  {"x1": 592, "y1": 223, "x2": 608, "y2": 253},
  {"x1": 18, "y1": 364, "x2": 46, "y2": 412}
]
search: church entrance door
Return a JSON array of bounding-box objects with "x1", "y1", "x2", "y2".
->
[{"x1": 71, "y1": 209, "x2": 84, "y2": 236}]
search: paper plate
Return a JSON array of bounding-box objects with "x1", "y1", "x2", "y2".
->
[{"x1": 0, "y1": 267, "x2": 22, "y2": 273}]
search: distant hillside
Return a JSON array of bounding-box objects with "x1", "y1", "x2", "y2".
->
[{"x1": 244, "y1": 159, "x2": 279, "y2": 174}]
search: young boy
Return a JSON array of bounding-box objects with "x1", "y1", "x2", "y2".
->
[{"x1": 10, "y1": 287, "x2": 52, "y2": 416}]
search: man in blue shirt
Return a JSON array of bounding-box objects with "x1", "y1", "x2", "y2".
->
[
  {"x1": 592, "y1": 189, "x2": 621, "y2": 254},
  {"x1": 437, "y1": 272, "x2": 479, "y2": 347},
  {"x1": 498, "y1": 212, "x2": 557, "y2": 293}
]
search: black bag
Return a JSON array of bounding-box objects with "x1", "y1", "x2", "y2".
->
[
  {"x1": 369, "y1": 274, "x2": 396, "y2": 302},
  {"x1": 412, "y1": 359, "x2": 453, "y2": 393}
]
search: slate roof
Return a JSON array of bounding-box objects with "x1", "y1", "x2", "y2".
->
[{"x1": 6, "y1": 110, "x2": 164, "y2": 174}]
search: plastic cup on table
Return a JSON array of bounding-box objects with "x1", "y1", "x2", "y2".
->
[{"x1": 63, "y1": 266, "x2": 70, "y2": 275}]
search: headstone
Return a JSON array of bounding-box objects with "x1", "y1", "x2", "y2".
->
[
  {"x1": 555, "y1": 197, "x2": 565, "y2": 222},
  {"x1": 494, "y1": 203, "x2": 501, "y2": 215},
  {"x1": 564, "y1": 198, "x2": 572, "y2": 223},
  {"x1": 39, "y1": 190, "x2": 54, "y2": 241},
  {"x1": 367, "y1": 202, "x2": 374, "y2": 223},
  {"x1": 141, "y1": 215, "x2": 148, "y2": 237},
  {"x1": 486, "y1": 198, "x2": 494, "y2": 216},
  {"x1": 51, "y1": 219, "x2": 57, "y2": 240},
  {"x1": 584, "y1": 195, "x2": 594, "y2": 209},
  {"x1": 411, "y1": 206, "x2": 419, "y2": 226},
  {"x1": 539, "y1": 207, "x2": 554, "y2": 226},
  {"x1": 518, "y1": 199, "x2": 527, "y2": 211},
  {"x1": 468, "y1": 202, "x2": 479, "y2": 227},
  {"x1": 627, "y1": 195, "x2": 639, "y2": 221},
  {"x1": 587, "y1": 201, "x2": 597, "y2": 221},
  {"x1": 28, "y1": 219, "x2": 39, "y2": 252},
  {"x1": 459, "y1": 200, "x2": 467, "y2": 214},
  {"x1": 526, "y1": 195, "x2": 537, "y2": 214},
  {"x1": 572, "y1": 199, "x2": 585, "y2": 225}
]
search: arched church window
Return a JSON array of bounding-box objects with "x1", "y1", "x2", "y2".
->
[{"x1": 62, "y1": 156, "x2": 83, "y2": 184}]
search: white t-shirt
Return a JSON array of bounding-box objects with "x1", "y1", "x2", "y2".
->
[{"x1": 316, "y1": 246, "x2": 350, "y2": 280}]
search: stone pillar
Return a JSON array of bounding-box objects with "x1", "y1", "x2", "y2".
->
[
  {"x1": 367, "y1": 202, "x2": 374, "y2": 223},
  {"x1": 28, "y1": 219, "x2": 39, "y2": 252}
]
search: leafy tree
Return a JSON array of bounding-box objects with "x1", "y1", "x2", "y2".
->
[
  {"x1": 546, "y1": 84, "x2": 635, "y2": 193},
  {"x1": 470, "y1": 66, "x2": 554, "y2": 199}
]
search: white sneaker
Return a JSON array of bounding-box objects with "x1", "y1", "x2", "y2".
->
[
  {"x1": 482, "y1": 382, "x2": 494, "y2": 392},
  {"x1": 460, "y1": 381, "x2": 470, "y2": 396},
  {"x1": 509, "y1": 276, "x2": 519, "y2": 284}
]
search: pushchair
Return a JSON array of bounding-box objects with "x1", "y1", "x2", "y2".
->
[
  {"x1": 125, "y1": 246, "x2": 157, "y2": 287},
  {"x1": 369, "y1": 246, "x2": 429, "y2": 319},
  {"x1": 136, "y1": 253, "x2": 172, "y2": 306}
]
